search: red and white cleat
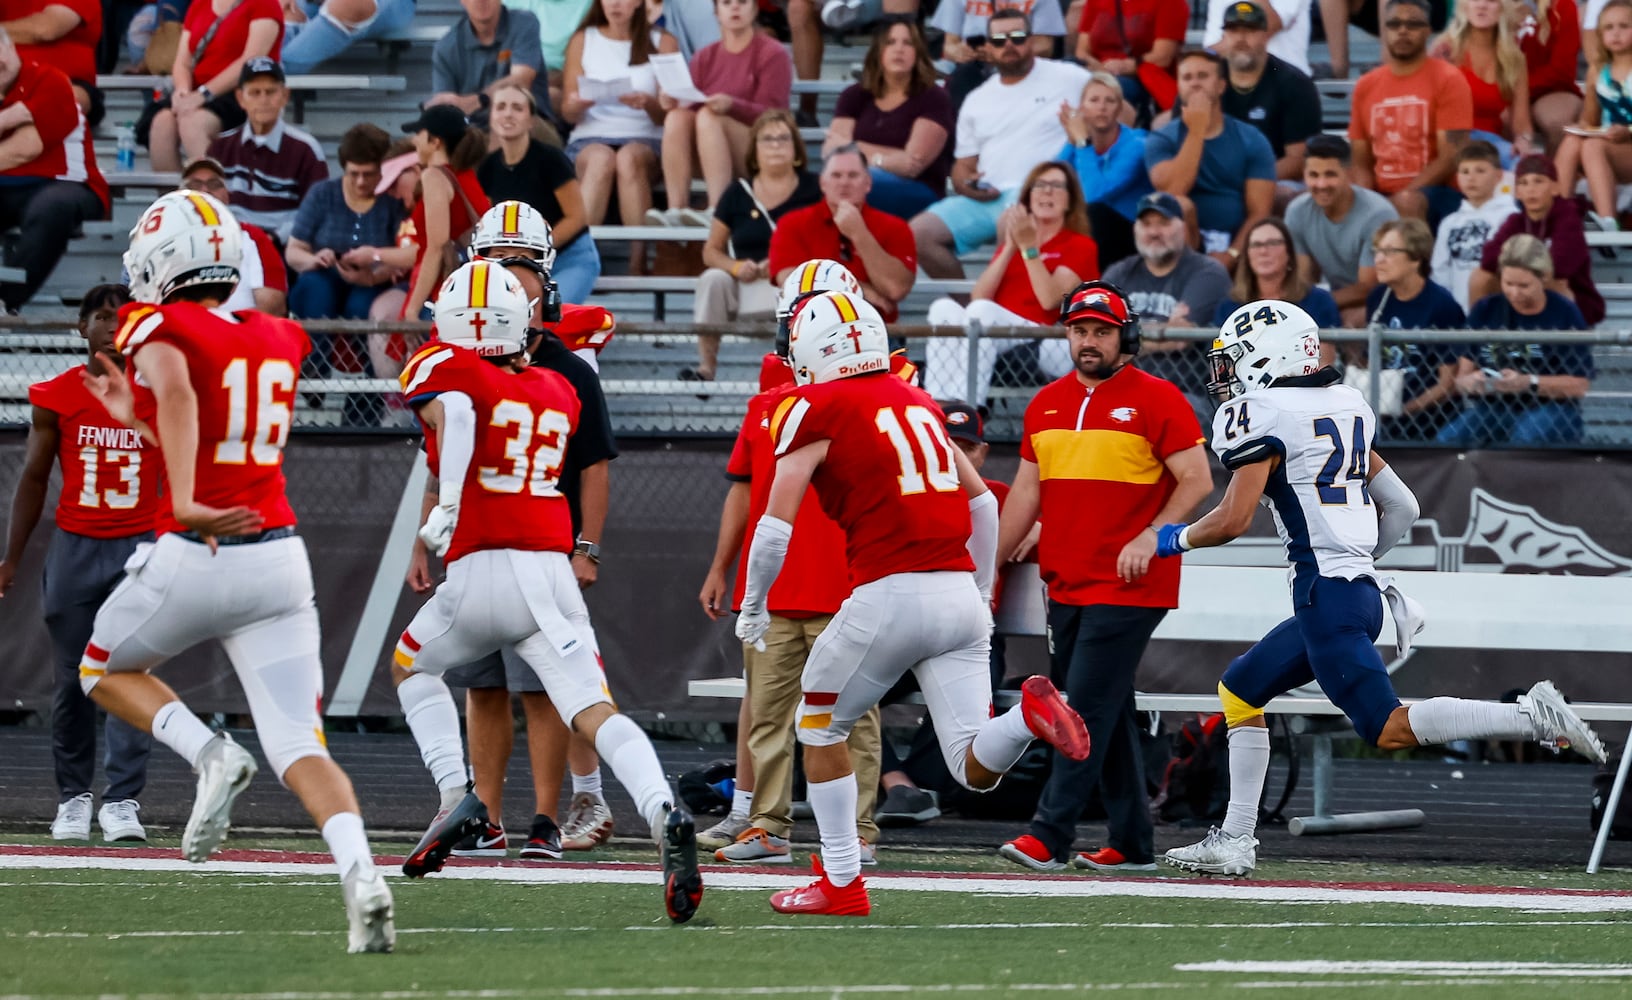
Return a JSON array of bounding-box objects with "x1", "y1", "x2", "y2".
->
[
  {"x1": 770, "y1": 856, "x2": 871, "y2": 916},
  {"x1": 1020, "y1": 675, "x2": 1091, "y2": 762}
]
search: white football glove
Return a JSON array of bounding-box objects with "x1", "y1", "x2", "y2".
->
[
  {"x1": 735, "y1": 606, "x2": 771, "y2": 652},
  {"x1": 419, "y1": 504, "x2": 458, "y2": 558}
]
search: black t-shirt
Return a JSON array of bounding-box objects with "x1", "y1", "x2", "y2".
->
[
  {"x1": 477, "y1": 141, "x2": 581, "y2": 250},
  {"x1": 1222, "y1": 55, "x2": 1321, "y2": 161},
  {"x1": 529, "y1": 332, "x2": 619, "y2": 535},
  {"x1": 712, "y1": 172, "x2": 820, "y2": 262}
]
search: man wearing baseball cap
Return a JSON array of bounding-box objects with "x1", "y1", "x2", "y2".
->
[
  {"x1": 1216, "y1": 1, "x2": 1322, "y2": 186},
  {"x1": 1202, "y1": 0, "x2": 1313, "y2": 76},
  {"x1": 205, "y1": 58, "x2": 329, "y2": 242},
  {"x1": 996, "y1": 280, "x2": 1212, "y2": 875}
]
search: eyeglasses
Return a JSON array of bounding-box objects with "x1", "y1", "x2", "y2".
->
[
  {"x1": 1382, "y1": 18, "x2": 1430, "y2": 30},
  {"x1": 1373, "y1": 245, "x2": 1414, "y2": 258},
  {"x1": 183, "y1": 177, "x2": 228, "y2": 193},
  {"x1": 1246, "y1": 238, "x2": 1286, "y2": 250},
  {"x1": 757, "y1": 133, "x2": 795, "y2": 145},
  {"x1": 1031, "y1": 180, "x2": 1069, "y2": 192},
  {"x1": 988, "y1": 30, "x2": 1030, "y2": 47}
]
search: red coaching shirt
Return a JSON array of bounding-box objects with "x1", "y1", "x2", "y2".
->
[
  {"x1": 727, "y1": 380, "x2": 851, "y2": 617},
  {"x1": 771, "y1": 373, "x2": 973, "y2": 587},
  {"x1": 0, "y1": 58, "x2": 108, "y2": 214},
  {"x1": 399, "y1": 342, "x2": 581, "y2": 563},
  {"x1": 767, "y1": 201, "x2": 917, "y2": 322},
  {"x1": 114, "y1": 302, "x2": 308, "y2": 534},
  {"x1": 1020, "y1": 365, "x2": 1203, "y2": 607},
  {"x1": 28, "y1": 365, "x2": 160, "y2": 538}
]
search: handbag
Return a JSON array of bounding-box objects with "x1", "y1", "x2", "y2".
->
[
  {"x1": 1347, "y1": 288, "x2": 1408, "y2": 417},
  {"x1": 434, "y1": 166, "x2": 481, "y2": 285}
]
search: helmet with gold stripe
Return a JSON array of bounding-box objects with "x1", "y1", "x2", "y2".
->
[
  {"x1": 124, "y1": 190, "x2": 243, "y2": 305},
  {"x1": 774, "y1": 258, "x2": 861, "y2": 359},
  {"x1": 787, "y1": 290, "x2": 888, "y2": 385},
  {"x1": 470, "y1": 200, "x2": 556, "y2": 272},
  {"x1": 433, "y1": 260, "x2": 532, "y2": 358}
]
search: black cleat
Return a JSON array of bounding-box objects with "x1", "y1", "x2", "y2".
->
[
  {"x1": 661, "y1": 805, "x2": 704, "y2": 924},
  {"x1": 403, "y1": 787, "x2": 489, "y2": 878}
]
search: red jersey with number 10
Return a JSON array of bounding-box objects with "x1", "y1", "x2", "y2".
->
[
  {"x1": 399, "y1": 343, "x2": 581, "y2": 563},
  {"x1": 28, "y1": 365, "x2": 161, "y2": 538},
  {"x1": 771, "y1": 373, "x2": 973, "y2": 587},
  {"x1": 113, "y1": 302, "x2": 308, "y2": 534}
]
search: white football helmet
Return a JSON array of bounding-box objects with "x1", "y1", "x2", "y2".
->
[
  {"x1": 1208, "y1": 299, "x2": 1323, "y2": 399},
  {"x1": 470, "y1": 200, "x2": 556, "y2": 271},
  {"x1": 775, "y1": 259, "x2": 862, "y2": 357},
  {"x1": 124, "y1": 191, "x2": 244, "y2": 305},
  {"x1": 787, "y1": 290, "x2": 889, "y2": 385},
  {"x1": 433, "y1": 261, "x2": 533, "y2": 357}
]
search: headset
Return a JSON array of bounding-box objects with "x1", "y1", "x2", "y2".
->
[{"x1": 1059, "y1": 279, "x2": 1141, "y2": 357}]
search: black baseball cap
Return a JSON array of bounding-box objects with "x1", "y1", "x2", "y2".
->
[
  {"x1": 1136, "y1": 192, "x2": 1184, "y2": 220},
  {"x1": 941, "y1": 400, "x2": 985, "y2": 444},
  {"x1": 402, "y1": 104, "x2": 471, "y2": 149},
  {"x1": 1222, "y1": 1, "x2": 1270, "y2": 29},
  {"x1": 239, "y1": 57, "x2": 285, "y2": 88}
]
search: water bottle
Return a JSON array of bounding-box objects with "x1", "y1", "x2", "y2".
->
[{"x1": 116, "y1": 122, "x2": 136, "y2": 172}]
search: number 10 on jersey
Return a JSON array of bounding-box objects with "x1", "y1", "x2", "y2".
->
[{"x1": 876, "y1": 405, "x2": 959, "y2": 495}]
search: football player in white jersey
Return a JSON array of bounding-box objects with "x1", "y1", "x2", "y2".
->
[{"x1": 1149, "y1": 300, "x2": 1607, "y2": 876}]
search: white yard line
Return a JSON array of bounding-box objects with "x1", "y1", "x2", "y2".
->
[{"x1": 1180, "y1": 960, "x2": 1632, "y2": 977}]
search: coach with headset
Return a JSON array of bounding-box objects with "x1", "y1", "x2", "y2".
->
[{"x1": 994, "y1": 280, "x2": 1213, "y2": 873}]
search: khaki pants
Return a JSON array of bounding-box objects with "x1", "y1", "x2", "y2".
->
[
  {"x1": 692, "y1": 267, "x2": 778, "y2": 324},
  {"x1": 745, "y1": 612, "x2": 880, "y2": 842}
]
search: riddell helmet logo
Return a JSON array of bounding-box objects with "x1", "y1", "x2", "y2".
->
[{"x1": 840, "y1": 357, "x2": 887, "y2": 377}]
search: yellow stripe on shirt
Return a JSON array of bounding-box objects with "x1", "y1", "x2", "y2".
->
[{"x1": 1030, "y1": 427, "x2": 1165, "y2": 485}]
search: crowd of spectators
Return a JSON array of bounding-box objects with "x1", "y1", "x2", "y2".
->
[{"x1": 0, "y1": 0, "x2": 1620, "y2": 447}]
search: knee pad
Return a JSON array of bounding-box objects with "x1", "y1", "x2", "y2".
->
[
  {"x1": 1218, "y1": 679, "x2": 1265, "y2": 728},
  {"x1": 794, "y1": 694, "x2": 853, "y2": 749},
  {"x1": 79, "y1": 643, "x2": 110, "y2": 696}
]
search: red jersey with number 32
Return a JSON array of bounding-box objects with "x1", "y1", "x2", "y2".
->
[
  {"x1": 28, "y1": 365, "x2": 161, "y2": 538},
  {"x1": 771, "y1": 373, "x2": 973, "y2": 587},
  {"x1": 114, "y1": 302, "x2": 308, "y2": 534},
  {"x1": 399, "y1": 343, "x2": 581, "y2": 563}
]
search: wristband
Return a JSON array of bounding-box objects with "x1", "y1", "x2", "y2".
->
[{"x1": 1154, "y1": 523, "x2": 1190, "y2": 558}]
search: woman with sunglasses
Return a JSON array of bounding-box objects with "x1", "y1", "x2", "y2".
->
[{"x1": 824, "y1": 19, "x2": 953, "y2": 220}]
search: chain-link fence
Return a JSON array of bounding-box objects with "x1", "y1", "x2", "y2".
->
[{"x1": 4, "y1": 318, "x2": 1631, "y2": 447}]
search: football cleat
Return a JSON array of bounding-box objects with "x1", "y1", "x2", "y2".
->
[
  {"x1": 450, "y1": 821, "x2": 507, "y2": 858},
  {"x1": 1519, "y1": 681, "x2": 1608, "y2": 763},
  {"x1": 182, "y1": 733, "x2": 257, "y2": 863},
  {"x1": 342, "y1": 864, "x2": 396, "y2": 954},
  {"x1": 1072, "y1": 847, "x2": 1157, "y2": 872},
  {"x1": 770, "y1": 855, "x2": 871, "y2": 916},
  {"x1": 561, "y1": 792, "x2": 615, "y2": 850},
  {"x1": 1163, "y1": 826, "x2": 1258, "y2": 877},
  {"x1": 402, "y1": 787, "x2": 488, "y2": 878},
  {"x1": 661, "y1": 805, "x2": 704, "y2": 924},
  {"x1": 1020, "y1": 676, "x2": 1091, "y2": 762},
  {"x1": 999, "y1": 834, "x2": 1065, "y2": 872}
]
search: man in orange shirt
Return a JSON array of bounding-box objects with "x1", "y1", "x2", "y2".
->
[
  {"x1": 1348, "y1": 0, "x2": 1473, "y2": 227},
  {"x1": 996, "y1": 281, "x2": 1212, "y2": 873}
]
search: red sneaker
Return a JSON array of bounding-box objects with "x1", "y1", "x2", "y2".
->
[
  {"x1": 1072, "y1": 846, "x2": 1157, "y2": 872},
  {"x1": 1021, "y1": 676, "x2": 1090, "y2": 761},
  {"x1": 770, "y1": 857, "x2": 870, "y2": 916},
  {"x1": 998, "y1": 834, "x2": 1065, "y2": 871}
]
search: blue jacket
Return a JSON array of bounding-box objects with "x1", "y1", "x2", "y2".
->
[{"x1": 1057, "y1": 125, "x2": 1153, "y2": 222}]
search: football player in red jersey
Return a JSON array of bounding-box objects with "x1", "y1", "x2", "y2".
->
[
  {"x1": 737, "y1": 290, "x2": 1093, "y2": 916},
  {"x1": 390, "y1": 261, "x2": 704, "y2": 924},
  {"x1": 76, "y1": 191, "x2": 395, "y2": 954},
  {"x1": 1, "y1": 285, "x2": 157, "y2": 844}
]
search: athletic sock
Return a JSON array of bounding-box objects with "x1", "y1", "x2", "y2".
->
[
  {"x1": 730, "y1": 786, "x2": 753, "y2": 820},
  {"x1": 396, "y1": 673, "x2": 467, "y2": 795},
  {"x1": 1220, "y1": 726, "x2": 1271, "y2": 840},
  {"x1": 571, "y1": 767, "x2": 604, "y2": 800},
  {"x1": 593, "y1": 714, "x2": 672, "y2": 838},
  {"x1": 152, "y1": 701, "x2": 217, "y2": 769},
  {"x1": 808, "y1": 773, "x2": 861, "y2": 887},
  {"x1": 1407, "y1": 697, "x2": 1533, "y2": 745},
  {"x1": 968, "y1": 703, "x2": 1036, "y2": 775},
  {"x1": 322, "y1": 811, "x2": 373, "y2": 879}
]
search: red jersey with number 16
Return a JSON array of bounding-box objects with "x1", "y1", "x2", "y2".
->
[
  {"x1": 771, "y1": 373, "x2": 973, "y2": 587},
  {"x1": 113, "y1": 302, "x2": 308, "y2": 534},
  {"x1": 399, "y1": 343, "x2": 581, "y2": 563},
  {"x1": 28, "y1": 365, "x2": 161, "y2": 538}
]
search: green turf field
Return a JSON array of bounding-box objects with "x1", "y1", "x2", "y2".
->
[{"x1": 4, "y1": 837, "x2": 1631, "y2": 999}]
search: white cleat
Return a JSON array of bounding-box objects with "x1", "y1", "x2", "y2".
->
[
  {"x1": 1163, "y1": 826, "x2": 1258, "y2": 877},
  {"x1": 50, "y1": 793, "x2": 93, "y2": 841},
  {"x1": 1519, "y1": 681, "x2": 1608, "y2": 763},
  {"x1": 343, "y1": 865, "x2": 396, "y2": 954},
  {"x1": 181, "y1": 733, "x2": 257, "y2": 863}
]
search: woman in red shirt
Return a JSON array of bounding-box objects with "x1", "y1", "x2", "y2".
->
[
  {"x1": 143, "y1": 0, "x2": 283, "y2": 172},
  {"x1": 1435, "y1": 0, "x2": 1535, "y2": 162},
  {"x1": 924, "y1": 160, "x2": 1099, "y2": 404},
  {"x1": 1073, "y1": 0, "x2": 1187, "y2": 121},
  {"x1": 1519, "y1": 0, "x2": 1584, "y2": 150},
  {"x1": 391, "y1": 105, "x2": 491, "y2": 324}
]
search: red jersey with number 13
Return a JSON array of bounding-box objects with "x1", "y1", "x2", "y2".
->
[
  {"x1": 399, "y1": 343, "x2": 581, "y2": 563},
  {"x1": 771, "y1": 373, "x2": 973, "y2": 586},
  {"x1": 113, "y1": 302, "x2": 308, "y2": 534},
  {"x1": 28, "y1": 365, "x2": 161, "y2": 538}
]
